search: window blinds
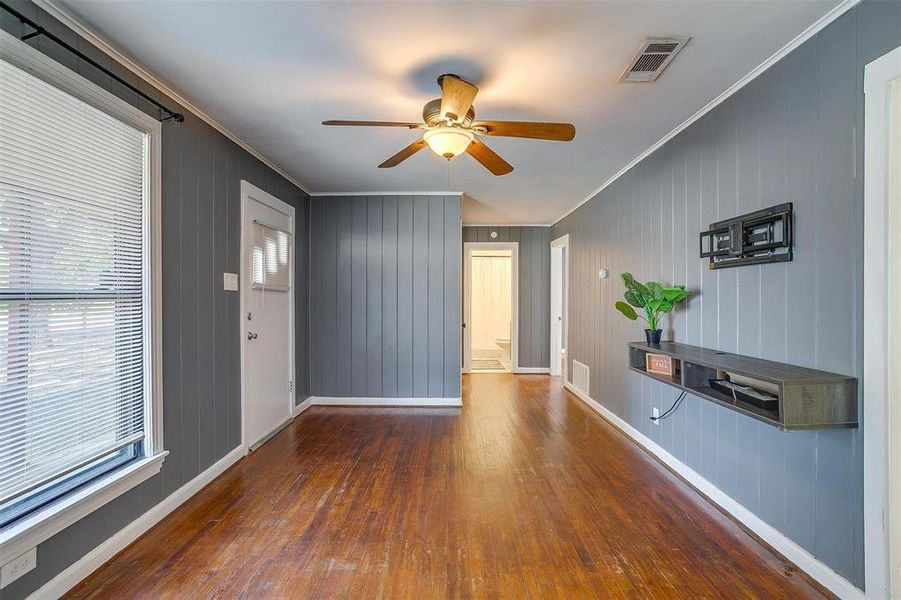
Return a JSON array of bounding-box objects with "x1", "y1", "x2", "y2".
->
[
  {"x1": 0, "y1": 57, "x2": 148, "y2": 506},
  {"x1": 251, "y1": 221, "x2": 291, "y2": 292}
]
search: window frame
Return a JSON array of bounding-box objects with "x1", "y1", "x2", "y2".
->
[{"x1": 0, "y1": 28, "x2": 165, "y2": 562}]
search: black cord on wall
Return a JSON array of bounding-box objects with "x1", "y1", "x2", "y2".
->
[{"x1": 650, "y1": 391, "x2": 686, "y2": 423}]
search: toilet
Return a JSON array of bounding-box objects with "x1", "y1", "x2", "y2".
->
[{"x1": 495, "y1": 336, "x2": 511, "y2": 369}]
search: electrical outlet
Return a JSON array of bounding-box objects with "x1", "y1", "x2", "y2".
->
[
  {"x1": 1, "y1": 548, "x2": 36, "y2": 588},
  {"x1": 652, "y1": 407, "x2": 660, "y2": 424}
]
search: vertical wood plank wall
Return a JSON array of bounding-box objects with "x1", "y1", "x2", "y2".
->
[
  {"x1": 551, "y1": 2, "x2": 901, "y2": 588},
  {"x1": 310, "y1": 195, "x2": 462, "y2": 399},
  {"x1": 462, "y1": 226, "x2": 551, "y2": 369},
  {"x1": 0, "y1": 4, "x2": 311, "y2": 598}
]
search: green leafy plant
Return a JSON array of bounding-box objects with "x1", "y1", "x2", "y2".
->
[{"x1": 614, "y1": 272, "x2": 689, "y2": 331}]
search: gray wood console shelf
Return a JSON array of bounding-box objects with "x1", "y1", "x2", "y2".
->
[{"x1": 628, "y1": 341, "x2": 857, "y2": 430}]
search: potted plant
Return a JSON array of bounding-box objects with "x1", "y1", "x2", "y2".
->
[{"x1": 614, "y1": 272, "x2": 689, "y2": 346}]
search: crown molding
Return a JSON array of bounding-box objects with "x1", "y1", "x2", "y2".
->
[
  {"x1": 310, "y1": 191, "x2": 463, "y2": 197},
  {"x1": 551, "y1": 0, "x2": 862, "y2": 226},
  {"x1": 462, "y1": 223, "x2": 551, "y2": 228},
  {"x1": 34, "y1": 0, "x2": 312, "y2": 195}
]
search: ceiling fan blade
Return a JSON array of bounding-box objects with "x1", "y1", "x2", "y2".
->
[
  {"x1": 439, "y1": 75, "x2": 478, "y2": 122},
  {"x1": 466, "y1": 139, "x2": 513, "y2": 176},
  {"x1": 472, "y1": 121, "x2": 576, "y2": 141},
  {"x1": 322, "y1": 120, "x2": 422, "y2": 128},
  {"x1": 378, "y1": 139, "x2": 428, "y2": 168}
]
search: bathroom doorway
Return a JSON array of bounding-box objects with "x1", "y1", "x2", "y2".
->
[{"x1": 462, "y1": 242, "x2": 519, "y2": 373}]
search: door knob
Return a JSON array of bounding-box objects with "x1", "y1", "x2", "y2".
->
[{"x1": 247, "y1": 332, "x2": 258, "y2": 340}]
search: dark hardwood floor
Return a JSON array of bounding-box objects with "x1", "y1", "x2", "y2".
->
[{"x1": 66, "y1": 375, "x2": 829, "y2": 599}]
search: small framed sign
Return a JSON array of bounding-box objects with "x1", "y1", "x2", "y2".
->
[{"x1": 646, "y1": 353, "x2": 674, "y2": 376}]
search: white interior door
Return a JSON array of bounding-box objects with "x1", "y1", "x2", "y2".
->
[
  {"x1": 550, "y1": 247, "x2": 563, "y2": 376},
  {"x1": 240, "y1": 181, "x2": 294, "y2": 451},
  {"x1": 550, "y1": 235, "x2": 569, "y2": 378}
]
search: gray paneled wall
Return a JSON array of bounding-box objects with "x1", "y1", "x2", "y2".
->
[
  {"x1": 552, "y1": 1, "x2": 901, "y2": 588},
  {"x1": 462, "y1": 226, "x2": 551, "y2": 369},
  {"x1": 0, "y1": 3, "x2": 310, "y2": 598},
  {"x1": 310, "y1": 195, "x2": 461, "y2": 399}
]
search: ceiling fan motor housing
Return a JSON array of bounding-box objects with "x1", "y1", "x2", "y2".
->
[{"x1": 422, "y1": 98, "x2": 475, "y2": 127}]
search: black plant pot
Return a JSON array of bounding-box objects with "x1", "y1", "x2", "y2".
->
[{"x1": 645, "y1": 329, "x2": 662, "y2": 346}]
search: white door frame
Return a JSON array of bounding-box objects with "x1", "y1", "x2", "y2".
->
[
  {"x1": 462, "y1": 242, "x2": 519, "y2": 373},
  {"x1": 239, "y1": 180, "x2": 296, "y2": 450},
  {"x1": 550, "y1": 235, "x2": 570, "y2": 380},
  {"x1": 864, "y1": 43, "x2": 901, "y2": 599}
]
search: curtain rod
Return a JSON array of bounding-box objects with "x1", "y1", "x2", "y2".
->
[{"x1": 1, "y1": 1, "x2": 185, "y2": 123}]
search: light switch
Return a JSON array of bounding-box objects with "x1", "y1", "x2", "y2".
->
[
  {"x1": 223, "y1": 272, "x2": 239, "y2": 291},
  {"x1": 598, "y1": 269, "x2": 609, "y2": 280}
]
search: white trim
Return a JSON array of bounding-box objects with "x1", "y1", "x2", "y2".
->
[
  {"x1": 0, "y1": 453, "x2": 166, "y2": 566},
  {"x1": 247, "y1": 417, "x2": 292, "y2": 453},
  {"x1": 311, "y1": 191, "x2": 463, "y2": 196},
  {"x1": 25, "y1": 446, "x2": 246, "y2": 600},
  {"x1": 34, "y1": 0, "x2": 311, "y2": 195},
  {"x1": 462, "y1": 223, "x2": 551, "y2": 227},
  {"x1": 550, "y1": 234, "x2": 570, "y2": 250},
  {"x1": 512, "y1": 367, "x2": 550, "y2": 374},
  {"x1": 239, "y1": 181, "x2": 296, "y2": 450},
  {"x1": 310, "y1": 397, "x2": 462, "y2": 407},
  {"x1": 146, "y1": 70, "x2": 165, "y2": 458},
  {"x1": 864, "y1": 43, "x2": 901, "y2": 600},
  {"x1": 462, "y1": 242, "x2": 519, "y2": 374},
  {"x1": 562, "y1": 382, "x2": 864, "y2": 599},
  {"x1": 549, "y1": 234, "x2": 570, "y2": 379},
  {"x1": 292, "y1": 397, "x2": 313, "y2": 417},
  {"x1": 550, "y1": 0, "x2": 862, "y2": 226}
]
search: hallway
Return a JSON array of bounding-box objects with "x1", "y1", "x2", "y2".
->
[{"x1": 66, "y1": 375, "x2": 828, "y2": 598}]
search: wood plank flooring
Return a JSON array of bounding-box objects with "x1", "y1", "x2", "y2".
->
[{"x1": 66, "y1": 375, "x2": 830, "y2": 599}]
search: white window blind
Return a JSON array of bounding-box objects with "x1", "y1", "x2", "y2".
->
[
  {"x1": 0, "y1": 57, "x2": 148, "y2": 508},
  {"x1": 251, "y1": 221, "x2": 291, "y2": 292}
]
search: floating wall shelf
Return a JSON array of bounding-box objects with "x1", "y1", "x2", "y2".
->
[{"x1": 628, "y1": 342, "x2": 857, "y2": 430}]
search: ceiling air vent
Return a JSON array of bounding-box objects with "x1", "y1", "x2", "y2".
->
[{"x1": 618, "y1": 37, "x2": 690, "y2": 83}]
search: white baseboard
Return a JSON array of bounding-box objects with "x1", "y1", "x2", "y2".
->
[
  {"x1": 513, "y1": 367, "x2": 550, "y2": 374},
  {"x1": 311, "y1": 396, "x2": 462, "y2": 407},
  {"x1": 30, "y1": 445, "x2": 248, "y2": 600},
  {"x1": 562, "y1": 382, "x2": 864, "y2": 600},
  {"x1": 292, "y1": 397, "x2": 313, "y2": 417}
]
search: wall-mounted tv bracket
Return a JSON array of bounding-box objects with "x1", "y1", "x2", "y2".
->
[{"x1": 699, "y1": 202, "x2": 793, "y2": 269}]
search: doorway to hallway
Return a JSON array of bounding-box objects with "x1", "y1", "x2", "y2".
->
[{"x1": 463, "y1": 242, "x2": 519, "y2": 373}]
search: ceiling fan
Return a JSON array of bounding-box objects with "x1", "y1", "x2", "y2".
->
[{"x1": 321, "y1": 74, "x2": 575, "y2": 176}]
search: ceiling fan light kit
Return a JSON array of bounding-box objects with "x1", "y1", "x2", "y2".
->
[
  {"x1": 423, "y1": 126, "x2": 474, "y2": 159},
  {"x1": 322, "y1": 73, "x2": 575, "y2": 176}
]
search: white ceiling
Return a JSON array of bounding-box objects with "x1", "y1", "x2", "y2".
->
[{"x1": 58, "y1": 0, "x2": 841, "y2": 224}]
